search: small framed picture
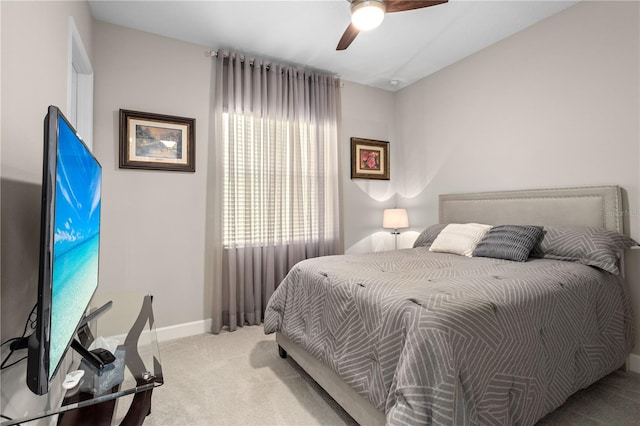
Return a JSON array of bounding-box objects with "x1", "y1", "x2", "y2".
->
[
  {"x1": 351, "y1": 137, "x2": 389, "y2": 180},
  {"x1": 119, "y1": 109, "x2": 195, "y2": 172}
]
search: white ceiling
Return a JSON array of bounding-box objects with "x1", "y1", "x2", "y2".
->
[{"x1": 88, "y1": 0, "x2": 578, "y2": 91}]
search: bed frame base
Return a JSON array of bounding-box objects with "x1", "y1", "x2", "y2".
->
[{"x1": 276, "y1": 332, "x2": 385, "y2": 426}]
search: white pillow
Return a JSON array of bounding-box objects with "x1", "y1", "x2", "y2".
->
[{"x1": 429, "y1": 223, "x2": 493, "y2": 257}]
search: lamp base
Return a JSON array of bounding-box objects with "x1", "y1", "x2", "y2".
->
[{"x1": 391, "y1": 229, "x2": 400, "y2": 250}]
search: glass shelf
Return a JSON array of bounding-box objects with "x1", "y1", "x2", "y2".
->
[{"x1": 1, "y1": 295, "x2": 163, "y2": 426}]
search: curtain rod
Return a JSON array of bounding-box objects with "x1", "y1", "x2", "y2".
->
[
  {"x1": 208, "y1": 49, "x2": 270, "y2": 71},
  {"x1": 205, "y1": 49, "x2": 341, "y2": 82},
  {"x1": 206, "y1": 49, "x2": 261, "y2": 67}
]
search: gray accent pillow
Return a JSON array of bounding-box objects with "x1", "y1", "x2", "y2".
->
[
  {"x1": 472, "y1": 225, "x2": 543, "y2": 262},
  {"x1": 530, "y1": 226, "x2": 639, "y2": 274},
  {"x1": 413, "y1": 224, "x2": 447, "y2": 248}
]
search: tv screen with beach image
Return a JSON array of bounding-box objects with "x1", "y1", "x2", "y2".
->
[{"x1": 49, "y1": 115, "x2": 102, "y2": 379}]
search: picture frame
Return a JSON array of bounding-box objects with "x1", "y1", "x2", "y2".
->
[
  {"x1": 119, "y1": 109, "x2": 196, "y2": 172},
  {"x1": 350, "y1": 137, "x2": 390, "y2": 180}
]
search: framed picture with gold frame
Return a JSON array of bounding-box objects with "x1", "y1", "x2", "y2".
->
[
  {"x1": 350, "y1": 137, "x2": 389, "y2": 180},
  {"x1": 119, "y1": 109, "x2": 195, "y2": 172}
]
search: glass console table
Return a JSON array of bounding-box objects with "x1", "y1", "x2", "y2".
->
[{"x1": 1, "y1": 295, "x2": 163, "y2": 425}]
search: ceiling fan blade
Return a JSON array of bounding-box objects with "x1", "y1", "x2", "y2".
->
[
  {"x1": 385, "y1": 0, "x2": 448, "y2": 14},
  {"x1": 336, "y1": 23, "x2": 360, "y2": 51}
]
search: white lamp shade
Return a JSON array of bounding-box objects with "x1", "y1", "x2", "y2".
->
[
  {"x1": 383, "y1": 209, "x2": 409, "y2": 229},
  {"x1": 351, "y1": 0, "x2": 386, "y2": 31}
]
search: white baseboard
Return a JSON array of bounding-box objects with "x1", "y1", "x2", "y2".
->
[
  {"x1": 628, "y1": 353, "x2": 640, "y2": 373},
  {"x1": 155, "y1": 318, "x2": 212, "y2": 343}
]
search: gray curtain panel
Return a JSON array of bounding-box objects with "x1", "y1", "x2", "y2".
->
[{"x1": 209, "y1": 50, "x2": 343, "y2": 333}]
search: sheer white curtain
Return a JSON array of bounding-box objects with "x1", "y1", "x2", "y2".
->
[{"x1": 210, "y1": 51, "x2": 342, "y2": 333}]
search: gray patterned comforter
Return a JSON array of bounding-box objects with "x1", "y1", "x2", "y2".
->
[{"x1": 264, "y1": 248, "x2": 634, "y2": 425}]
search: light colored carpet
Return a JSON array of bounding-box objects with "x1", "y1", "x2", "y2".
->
[
  {"x1": 118, "y1": 325, "x2": 640, "y2": 425},
  {"x1": 116, "y1": 325, "x2": 355, "y2": 426}
]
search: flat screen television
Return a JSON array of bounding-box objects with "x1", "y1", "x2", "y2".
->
[{"x1": 26, "y1": 106, "x2": 102, "y2": 395}]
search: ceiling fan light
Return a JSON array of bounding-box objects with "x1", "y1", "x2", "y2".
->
[{"x1": 351, "y1": 0, "x2": 386, "y2": 31}]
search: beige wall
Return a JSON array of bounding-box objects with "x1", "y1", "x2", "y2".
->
[
  {"x1": 91, "y1": 21, "x2": 212, "y2": 329},
  {"x1": 340, "y1": 81, "x2": 405, "y2": 253},
  {"x1": 393, "y1": 0, "x2": 640, "y2": 357},
  {"x1": 0, "y1": 0, "x2": 95, "y2": 415},
  {"x1": 1, "y1": 0, "x2": 93, "y2": 183},
  {"x1": 1, "y1": 0, "x2": 94, "y2": 337},
  {"x1": 90, "y1": 23, "x2": 402, "y2": 330},
  {"x1": 89, "y1": 25, "x2": 401, "y2": 329}
]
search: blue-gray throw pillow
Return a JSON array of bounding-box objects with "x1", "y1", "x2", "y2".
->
[
  {"x1": 472, "y1": 225, "x2": 543, "y2": 262},
  {"x1": 413, "y1": 224, "x2": 447, "y2": 248}
]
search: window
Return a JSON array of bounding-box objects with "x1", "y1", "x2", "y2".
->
[{"x1": 222, "y1": 112, "x2": 330, "y2": 248}]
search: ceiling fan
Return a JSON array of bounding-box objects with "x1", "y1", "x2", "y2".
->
[{"x1": 336, "y1": 0, "x2": 448, "y2": 51}]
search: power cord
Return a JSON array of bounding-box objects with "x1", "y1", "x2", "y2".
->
[{"x1": 0, "y1": 303, "x2": 37, "y2": 370}]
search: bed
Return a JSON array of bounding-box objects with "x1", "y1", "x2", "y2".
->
[{"x1": 263, "y1": 186, "x2": 635, "y2": 425}]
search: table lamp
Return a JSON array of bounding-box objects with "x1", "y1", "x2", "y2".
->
[{"x1": 383, "y1": 208, "x2": 409, "y2": 250}]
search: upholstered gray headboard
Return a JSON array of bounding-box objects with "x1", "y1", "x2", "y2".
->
[{"x1": 439, "y1": 186, "x2": 623, "y2": 234}]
